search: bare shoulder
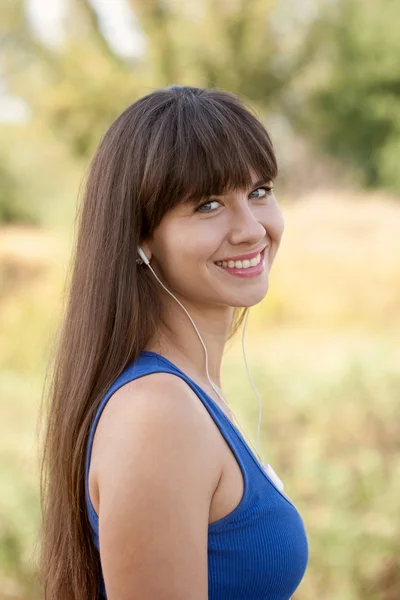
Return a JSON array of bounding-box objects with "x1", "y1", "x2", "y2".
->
[
  {"x1": 90, "y1": 371, "x2": 223, "y2": 496},
  {"x1": 89, "y1": 371, "x2": 221, "y2": 600},
  {"x1": 92, "y1": 371, "x2": 221, "y2": 460}
]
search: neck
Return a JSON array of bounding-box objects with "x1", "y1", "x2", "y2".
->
[{"x1": 145, "y1": 295, "x2": 235, "y2": 390}]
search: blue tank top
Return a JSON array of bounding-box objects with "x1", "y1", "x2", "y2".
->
[{"x1": 85, "y1": 350, "x2": 309, "y2": 599}]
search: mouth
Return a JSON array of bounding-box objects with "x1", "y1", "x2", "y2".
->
[
  {"x1": 215, "y1": 247, "x2": 265, "y2": 269},
  {"x1": 214, "y1": 247, "x2": 267, "y2": 278},
  {"x1": 215, "y1": 244, "x2": 267, "y2": 264}
]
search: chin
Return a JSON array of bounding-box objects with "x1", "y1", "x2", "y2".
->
[{"x1": 228, "y1": 285, "x2": 270, "y2": 308}]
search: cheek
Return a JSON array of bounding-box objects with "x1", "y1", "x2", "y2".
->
[
  {"x1": 269, "y1": 204, "x2": 285, "y2": 240},
  {"x1": 170, "y1": 223, "x2": 219, "y2": 261},
  {"x1": 261, "y1": 208, "x2": 284, "y2": 265},
  {"x1": 277, "y1": 212, "x2": 285, "y2": 238},
  {"x1": 159, "y1": 235, "x2": 205, "y2": 280}
]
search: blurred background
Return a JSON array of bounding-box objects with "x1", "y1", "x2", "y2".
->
[{"x1": 0, "y1": 0, "x2": 399, "y2": 598}]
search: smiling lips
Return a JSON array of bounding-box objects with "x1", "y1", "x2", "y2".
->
[
  {"x1": 215, "y1": 251, "x2": 262, "y2": 270},
  {"x1": 215, "y1": 244, "x2": 267, "y2": 264},
  {"x1": 215, "y1": 248, "x2": 267, "y2": 277}
]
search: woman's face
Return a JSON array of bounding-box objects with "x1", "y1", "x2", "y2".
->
[{"x1": 142, "y1": 171, "x2": 285, "y2": 310}]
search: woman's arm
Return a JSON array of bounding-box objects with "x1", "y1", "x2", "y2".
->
[{"x1": 92, "y1": 373, "x2": 221, "y2": 600}]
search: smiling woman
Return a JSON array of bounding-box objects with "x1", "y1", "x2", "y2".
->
[{"x1": 38, "y1": 85, "x2": 308, "y2": 600}]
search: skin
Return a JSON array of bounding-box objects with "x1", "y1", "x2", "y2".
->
[{"x1": 141, "y1": 169, "x2": 285, "y2": 390}]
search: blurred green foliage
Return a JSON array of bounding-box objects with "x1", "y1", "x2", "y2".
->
[
  {"x1": 298, "y1": 0, "x2": 400, "y2": 192},
  {"x1": 1, "y1": 0, "x2": 400, "y2": 225},
  {"x1": 0, "y1": 161, "x2": 24, "y2": 224}
]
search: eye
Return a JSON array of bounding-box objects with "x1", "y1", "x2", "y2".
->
[
  {"x1": 249, "y1": 185, "x2": 274, "y2": 199},
  {"x1": 195, "y1": 185, "x2": 274, "y2": 214},
  {"x1": 195, "y1": 199, "x2": 221, "y2": 213}
]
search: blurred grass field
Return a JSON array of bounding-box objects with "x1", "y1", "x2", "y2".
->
[{"x1": 0, "y1": 190, "x2": 399, "y2": 600}]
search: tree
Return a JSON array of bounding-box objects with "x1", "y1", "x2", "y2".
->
[
  {"x1": 1, "y1": 0, "x2": 288, "y2": 160},
  {"x1": 295, "y1": 0, "x2": 400, "y2": 192}
]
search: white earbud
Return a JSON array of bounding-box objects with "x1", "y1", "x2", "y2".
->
[{"x1": 137, "y1": 246, "x2": 150, "y2": 265}]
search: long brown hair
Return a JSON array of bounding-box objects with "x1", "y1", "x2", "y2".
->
[{"x1": 38, "y1": 85, "x2": 278, "y2": 599}]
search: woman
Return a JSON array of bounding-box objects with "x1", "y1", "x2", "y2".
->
[{"x1": 39, "y1": 85, "x2": 309, "y2": 599}]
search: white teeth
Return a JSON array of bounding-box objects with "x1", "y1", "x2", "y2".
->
[{"x1": 216, "y1": 252, "x2": 262, "y2": 269}]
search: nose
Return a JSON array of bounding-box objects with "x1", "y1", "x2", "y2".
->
[{"x1": 227, "y1": 201, "x2": 266, "y2": 247}]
